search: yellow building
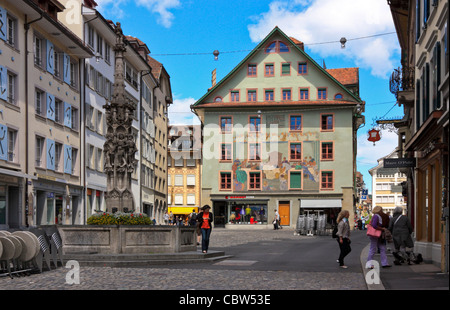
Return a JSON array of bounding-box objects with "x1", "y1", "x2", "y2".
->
[
  {"x1": 369, "y1": 149, "x2": 407, "y2": 215},
  {"x1": 167, "y1": 125, "x2": 201, "y2": 223}
]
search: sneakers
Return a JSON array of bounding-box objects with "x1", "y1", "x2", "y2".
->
[{"x1": 340, "y1": 265, "x2": 348, "y2": 269}]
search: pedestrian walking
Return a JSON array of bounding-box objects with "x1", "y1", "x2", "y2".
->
[
  {"x1": 336, "y1": 210, "x2": 351, "y2": 269},
  {"x1": 197, "y1": 205, "x2": 213, "y2": 253},
  {"x1": 388, "y1": 206, "x2": 414, "y2": 265},
  {"x1": 163, "y1": 212, "x2": 169, "y2": 225},
  {"x1": 273, "y1": 209, "x2": 280, "y2": 230},
  {"x1": 189, "y1": 209, "x2": 197, "y2": 226},
  {"x1": 169, "y1": 211, "x2": 174, "y2": 225},
  {"x1": 366, "y1": 206, "x2": 391, "y2": 269}
]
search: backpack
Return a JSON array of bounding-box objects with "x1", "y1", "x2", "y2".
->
[
  {"x1": 332, "y1": 224, "x2": 338, "y2": 238},
  {"x1": 189, "y1": 212, "x2": 197, "y2": 224}
]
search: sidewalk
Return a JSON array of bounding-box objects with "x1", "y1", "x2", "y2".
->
[{"x1": 360, "y1": 244, "x2": 449, "y2": 290}]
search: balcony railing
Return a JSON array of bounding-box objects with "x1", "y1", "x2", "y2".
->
[{"x1": 390, "y1": 66, "x2": 415, "y2": 97}]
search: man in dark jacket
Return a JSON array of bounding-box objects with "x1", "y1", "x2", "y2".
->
[{"x1": 388, "y1": 207, "x2": 414, "y2": 264}]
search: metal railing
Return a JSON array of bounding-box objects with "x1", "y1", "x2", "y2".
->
[{"x1": 389, "y1": 66, "x2": 415, "y2": 97}]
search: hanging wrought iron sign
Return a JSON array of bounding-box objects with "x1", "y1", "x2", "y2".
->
[{"x1": 367, "y1": 128, "x2": 381, "y2": 146}]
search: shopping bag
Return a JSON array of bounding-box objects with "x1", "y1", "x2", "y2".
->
[{"x1": 366, "y1": 224, "x2": 381, "y2": 238}]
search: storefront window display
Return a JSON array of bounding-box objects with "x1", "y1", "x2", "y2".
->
[{"x1": 228, "y1": 203, "x2": 267, "y2": 224}]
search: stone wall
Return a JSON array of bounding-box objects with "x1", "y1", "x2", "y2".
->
[{"x1": 53, "y1": 225, "x2": 197, "y2": 254}]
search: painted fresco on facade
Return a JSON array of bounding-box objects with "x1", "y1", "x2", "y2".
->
[{"x1": 230, "y1": 140, "x2": 320, "y2": 192}]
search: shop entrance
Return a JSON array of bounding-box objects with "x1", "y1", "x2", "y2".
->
[
  {"x1": 213, "y1": 201, "x2": 227, "y2": 227},
  {"x1": 55, "y1": 195, "x2": 63, "y2": 224},
  {"x1": 278, "y1": 201, "x2": 290, "y2": 226}
]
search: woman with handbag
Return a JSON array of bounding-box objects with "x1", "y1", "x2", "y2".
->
[{"x1": 366, "y1": 206, "x2": 391, "y2": 269}]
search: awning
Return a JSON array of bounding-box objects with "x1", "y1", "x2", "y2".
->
[
  {"x1": 168, "y1": 206, "x2": 198, "y2": 214},
  {"x1": 299, "y1": 199, "x2": 342, "y2": 209},
  {"x1": 0, "y1": 168, "x2": 37, "y2": 180}
]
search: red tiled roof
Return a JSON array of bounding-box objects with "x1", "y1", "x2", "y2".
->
[
  {"x1": 326, "y1": 68, "x2": 359, "y2": 86},
  {"x1": 125, "y1": 35, "x2": 147, "y2": 48},
  {"x1": 146, "y1": 55, "x2": 162, "y2": 79},
  {"x1": 289, "y1": 37, "x2": 304, "y2": 50}
]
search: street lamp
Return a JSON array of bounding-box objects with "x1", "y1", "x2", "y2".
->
[
  {"x1": 213, "y1": 50, "x2": 219, "y2": 61},
  {"x1": 340, "y1": 37, "x2": 347, "y2": 49}
]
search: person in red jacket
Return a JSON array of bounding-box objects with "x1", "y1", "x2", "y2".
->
[{"x1": 197, "y1": 205, "x2": 214, "y2": 253}]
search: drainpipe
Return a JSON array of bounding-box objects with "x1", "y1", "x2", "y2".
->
[
  {"x1": 81, "y1": 58, "x2": 86, "y2": 224},
  {"x1": 152, "y1": 84, "x2": 158, "y2": 218},
  {"x1": 24, "y1": 13, "x2": 43, "y2": 227},
  {"x1": 139, "y1": 71, "x2": 154, "y2": 214}
]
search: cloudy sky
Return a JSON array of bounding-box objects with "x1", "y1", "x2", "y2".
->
[{"x1": 95, "y1": 0, "x2": 403, "y2": 191}]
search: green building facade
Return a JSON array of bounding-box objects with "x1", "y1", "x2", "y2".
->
[{"x1": 192, "y1": 27, "x2": 364, "y2": 229}]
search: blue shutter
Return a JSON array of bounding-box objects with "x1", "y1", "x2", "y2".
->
[
  {"x1": 0, "y1": 123, "x2": 8, "y2": 161},
  {"x1": 64, "y1": 144, "x2": 72, "y2": 174},
  {"x1": 46, "y1": 93, "x2": 55, "y2": 120},
  {"x1": 0, "y1": 6, "x2": 6, "y2": 42},
  {"x1": 64, "y1": 102, "x2": 72, "y2": 127},
  {"x1": 47, "y1": 139, "x2": 55, "y2": 170},
  {"x1": 0, "y1": 65, "x2": 7, "y2": 101},
  {"x1": 63, "y1": 53, "x2": 71, "y2": 84},
  {"x1": 436, "y1": 42, "x2": 441, "y2": 109},
  {"x1": 46, "y1": 40, "x2": 54, "y2": 74}
]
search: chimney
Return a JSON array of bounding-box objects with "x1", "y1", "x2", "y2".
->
[
  {"x1": 211, "y1": 69, "x2": 217, "y2": 87},
  {"x1": 290, "y1": 37, "x2": 304, "y2": 51}
]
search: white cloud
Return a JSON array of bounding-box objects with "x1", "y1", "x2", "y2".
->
[
  {"x1": 248, "y1": 0, "x2": 400, "y2": 78},
  {"x1": 356, "y1": 128, "x2": 399, "y2": 191},
  {"x1": 168, "y1": 97, "x2": 201, "y2": 125},
  {"x1": 135, "y1": 0, "x2": 181, "y2": 28},
  {"x1": 357, "y1": 129, "x2": 398, "y2": 166},
  {"x1": 95, "y1": 0, "x2": 181, "y2": 28}
]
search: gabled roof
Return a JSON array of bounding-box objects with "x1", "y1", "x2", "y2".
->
[{"x1": 192, "y1": 26, "x2": 362, "y2": 108}]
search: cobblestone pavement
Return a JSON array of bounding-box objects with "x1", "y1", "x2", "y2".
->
[{"x1": 0, "y1": 228, "x2": 368, "y2": 290}]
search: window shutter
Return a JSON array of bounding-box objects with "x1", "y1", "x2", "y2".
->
[
  {"x1": 47, "y1": 139, "x2": 55, "y2": 170},
  {"x1": 0, "y1": 123, "x2": 8, "y2": 161},
  {"x1": 436, "y1": 42, "x2": 441, "y2": 109},
  {"x1": 63, "y1": 53, "x2": 71, "y2": 84},
  {"x1": 187, "y1": 194, "x2": 195, "y2": 205},
  {"x1": 0, "y1": 65, "x2": 7, "y2": 101},
  {"x1": 46, "y1": 40, "x2": 54, "y2": 74},
  {"x1": 0, "y1": 6, "x2": 7, "y2": 41},
  {"x1": 64, "y1": 144, "x2": 72, "y2": 174},
  {"x1": 64, "y1": 102, "x2": 72, "y2": 127},
  {"x1": 46, "y1": 93, "x2": 55, "y2": 120},
  {"x1": 175, "y1": 194, "x2": 183, "y2": 205},
  {"x1": 290, "y1": 172, "x2": 302, "y2": 189},
  {"x1": 416, "y1": 0, "x2": 421, "y2": 42},
  {"x1": 415, "y1": 80, "x2": 421, "y2": 130},
  {"x1": 187, "y1": 175, "x2": 196, "y2": 186}
]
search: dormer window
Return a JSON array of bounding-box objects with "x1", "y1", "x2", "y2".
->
[{"x1": 265, "y1": 41, "x2": 290, "y2": 53}]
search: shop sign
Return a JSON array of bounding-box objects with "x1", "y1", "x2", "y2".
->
[
  {"x1": 383, "y1": 158, "x2": 416, "y2": 168},
  {"x1": 225, "y1": 196, "x2": 255, "y2": 199}
]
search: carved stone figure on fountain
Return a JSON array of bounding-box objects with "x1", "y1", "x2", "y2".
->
[{"x1": 102, "y1": 22, "x2": 137, "y2": 213}]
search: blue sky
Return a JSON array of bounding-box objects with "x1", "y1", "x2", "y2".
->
[{"x1": 96, "y1": 0, "x2": 404, "y2": 192}]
